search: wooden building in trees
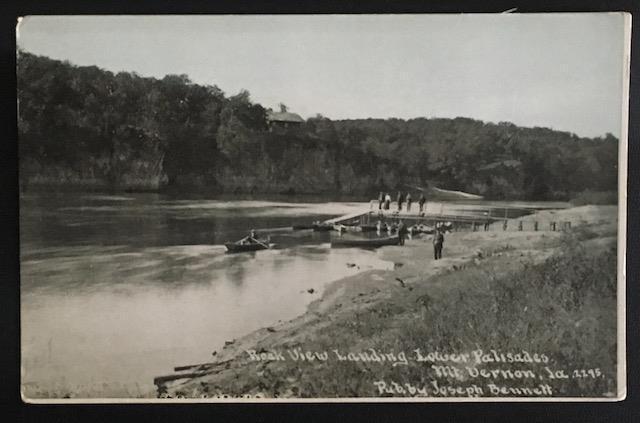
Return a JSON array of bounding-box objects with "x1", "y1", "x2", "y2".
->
[{"x1": 266, "y1": 105, "x2": 305, "y2": 131}]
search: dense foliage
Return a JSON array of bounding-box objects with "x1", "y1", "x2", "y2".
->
[{"x1": 18, "y1": 52, "x2": 618, "y2": 199}]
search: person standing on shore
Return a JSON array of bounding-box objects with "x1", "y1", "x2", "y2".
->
[
  {"x1": 397, "y1": 191, "x2": 404, "y2": 211},
  {"x1": 378, "y1": 191, "x2": 384, "y2": 210},
  {"x1": 432, "y1": 228, "x2": 444, "y2": 260},
  {"x1": 384, "y1": 193, "x2": 391, "y2": 210},
  {"x1": 397, "y1": 220, "x2": 408, "y2": 245},
  {"x1": 418, "y1": 193, "x2": 426, "y2": 213},
  {"x1": 406, "y1": 193, "x2": 412, "y2": 212}
]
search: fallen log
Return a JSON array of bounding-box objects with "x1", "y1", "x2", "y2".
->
[
  {"x1": 173, "y1": 362, "x2": 217, "y2": 372},
  {"x1": 154, "y1": 371, "x2": 207, "y2": 386}
]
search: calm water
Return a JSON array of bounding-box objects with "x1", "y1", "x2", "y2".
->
[
  {"x1": 20, "y1": 193, "x2": 396, "y2": 398},
  {"x1": 20, "y1": 192, "x2": 567, "y2": 398}
]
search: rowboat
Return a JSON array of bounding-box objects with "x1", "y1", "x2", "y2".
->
[
  {"x1": 359, "y1": 224, "x2": 378, "y2": 232},
  {"x1": 312, "y1": 222, "x2": 334, "y2": 231},
  {"x1": 225, "y1": 238, "x2": 275, "y2": 253},
  {"x1": 334, "y1": 224, "x2": 378, "y2": 233},
  {"x1": 292, "y1": 224, "x2": 314, "y2": 230},
  {"x1": 331, "y1": 235, "x2": 400, "y2": 248},
  {"x1": 410, "y1": 224, "x2": 435, "y2": 234}
]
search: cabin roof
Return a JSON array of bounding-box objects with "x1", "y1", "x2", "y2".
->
[{"x1": 267, "y1": 111, "x2": 305, "y2": 123}]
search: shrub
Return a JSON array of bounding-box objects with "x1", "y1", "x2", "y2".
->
[{"x1": 570, "y1": 190, "x2": 618, "y2": 206}]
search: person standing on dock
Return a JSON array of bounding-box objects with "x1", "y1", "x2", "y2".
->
[
  {"x1": 397, "y1": 191, "x2": 404, "y2": 211},
  {"x1": 406, "y1": 193, "x2": 412, "y2": 212},
  {"x1": 418, "y1": 192, "x2": 426, "y2": 213},
  {"x1": 378, "y1": 192, "x2": 384, "y2": 210},
  {"x1": 384, "y1": 193, "x2": 391, "y2": 210},
  {"x1": 432, "y1": 228, "x2": 444, "y2": 260}
]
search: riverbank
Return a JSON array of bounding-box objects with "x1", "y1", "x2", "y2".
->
[{"x1": 154, "y1": 205, "x2": 619, "y2": 399}]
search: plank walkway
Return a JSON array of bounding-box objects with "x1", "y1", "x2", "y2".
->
[
  {"x1": 323, "y1": 208, "x2": 498, "y2": 226},
  {"x1": 322, "y1": 210, "x2": 371, "y2": 225},
  {"x1": 321, "y1": 200, "x2": 571, "y2": 232}
]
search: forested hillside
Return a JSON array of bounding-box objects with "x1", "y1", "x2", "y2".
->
[{"x1": 17, "y1": 52, "x2": 618, "y2": 200}]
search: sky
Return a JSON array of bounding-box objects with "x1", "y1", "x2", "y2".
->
[{"x1": 16, "y1": 14, "x2": 628, "y2": 138}]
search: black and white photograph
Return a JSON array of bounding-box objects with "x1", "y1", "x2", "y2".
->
[{"x1": 17, "y1": 13, "x2": 629, "y2": 402}]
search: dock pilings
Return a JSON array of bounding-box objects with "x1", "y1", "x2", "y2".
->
[{"x1": 344, "y1": 202, "x2": 573, "y2": 233}]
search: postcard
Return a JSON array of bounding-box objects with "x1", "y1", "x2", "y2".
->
[{"x1": 17, "y1": 13, "x2": 630, "y2": 402}]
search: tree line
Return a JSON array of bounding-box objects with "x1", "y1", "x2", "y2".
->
[{"x1": 17, "y1": 52, "x2": 618, "y2": 200}]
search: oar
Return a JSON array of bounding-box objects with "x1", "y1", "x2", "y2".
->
[{"x1": 253, "y1": 238, "x2": 271, "y2": 249}]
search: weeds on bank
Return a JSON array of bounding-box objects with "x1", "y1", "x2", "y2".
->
[
  {"x1": 290, "y1": 235, "x2": 615, "y2": 397},
  {"x1": 192, "y1": 229, "x2": 617, "y2": 398}
]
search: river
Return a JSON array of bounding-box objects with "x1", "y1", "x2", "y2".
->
[{"x1": 19, "y1": 192, "x2": 567, "y2": 398}]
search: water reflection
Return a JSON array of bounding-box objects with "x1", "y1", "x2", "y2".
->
[
  {"x1": 21, "y1": 193, "x2": 397, "y2": 397},
  {"x1": 22, "y1": 244, "x2": 392, "y2": 397}
]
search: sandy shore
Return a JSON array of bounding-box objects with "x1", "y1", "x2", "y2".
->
[{"x1": 154, "y1": 205, "x2": 618, "y2": 398}]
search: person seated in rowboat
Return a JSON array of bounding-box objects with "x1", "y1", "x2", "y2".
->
[{"x1": 240, "y1": 229, "x2": 258, "y2": 245}]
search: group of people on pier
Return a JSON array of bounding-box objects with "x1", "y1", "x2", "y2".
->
[
  {"x1": 375, "y1": 190, "x2": 449, "y2": 259},
  {"x1": 377, "y1": 191, "x2": 427, "y2": 213}
]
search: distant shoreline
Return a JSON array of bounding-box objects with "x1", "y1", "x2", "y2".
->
[{"x1": 18, "y1": 182, "x2": 616, "y2": 206}]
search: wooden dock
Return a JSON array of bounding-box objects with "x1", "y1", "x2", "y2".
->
[
  {"x1": 323, "y1": 200, "x2": 499, "y2": 226},
  {"x1": 325, "y1": 210, "x2": 493, "y2": 226},
  {"x1": 322, "y1": 210, "x2": 372, "y2": 225},
  {"x1": 322, "y1": 200, "x2": 572, "y2": 232}
]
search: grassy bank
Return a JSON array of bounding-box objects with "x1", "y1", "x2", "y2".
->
[{"x1": 156, "y1": 206, "x2": 618, "y2": 399}]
